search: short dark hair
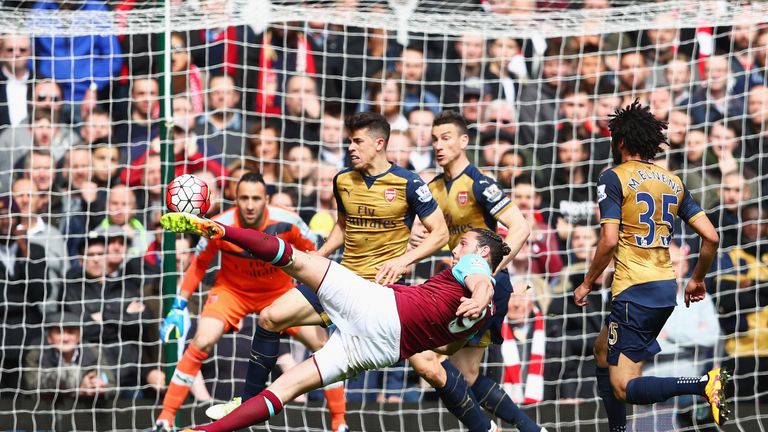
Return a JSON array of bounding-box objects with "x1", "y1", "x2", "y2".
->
[
  {"x1": 236, "y1": 171, "x2": 266, "y2": 191},
  {"x1": 608, "y1": 99, "x2": 667, "y2": 161},
  {"x1": 433, "y1": 110, "x2": 468, "y2": 135},
  {"x1": 470, "y1": 228, "x2": 511, "y2": 270},
  {"x1": 345, "y1": 112, "x2": 390, "y2": 144}
]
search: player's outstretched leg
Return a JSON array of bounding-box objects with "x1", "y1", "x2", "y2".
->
[
  {"x1": 471, "y1": 374, "x2": 544, "y2": 432},
  {"x1": 622, "y1": 367, "x2": 731, "y2": 426}
]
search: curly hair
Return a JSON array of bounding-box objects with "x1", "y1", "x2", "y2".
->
[
  {"x1": 470, "y1": 228, "x2": 511, "y2": 270},
  {"x1": 608, "y1": 99, "x2": 668, "y2": 161}
]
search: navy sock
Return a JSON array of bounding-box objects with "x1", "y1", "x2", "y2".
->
[
  {"x1": 242, "y1": 324, "x2": 280, "y2": 401},
  {"x1": 596, "y1": 366, "x2": 626, "y2": 432},
  {"x1": 470, "y1": 374, "x2": 540, "y2": 432},
  {"x1": 435, "y1": 360, "x2": 490, "y2": 432},
  {"x1": 625, "y1": 376, "x2": 707, "y2": 405}
]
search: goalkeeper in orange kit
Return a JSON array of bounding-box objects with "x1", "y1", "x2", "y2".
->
[{"x1": 151, "y1": 172, "x2": 347, "y2": 432}]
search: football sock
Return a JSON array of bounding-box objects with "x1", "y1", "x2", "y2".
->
[
  {"x1": 323, "y1": 382, "x2": 347, "y2": 430},
  {"x1": 243, "y1": 324, "x2": 281, "y2": 400},
  {"x1": 157, "y1": 344, "x2": 208, "y2": 424},
  {"x1": 435, "y1": 360, "x2": 490, "y2": 432},
  {"x1": 221, "y1": 225, "x2": 294, "y2": 267},
  {"x1": 625, "y1": 375, "x2": 707, "y2": 405},
  {"x1": 196, "y1": 389, "x2": 284, "y2": 432},
  {"x1": 471, "y1": 374, "x2": 540, "y2": 432},
  {"x1": 596, "y1": 366, "x2": 627, "y2": 432}
]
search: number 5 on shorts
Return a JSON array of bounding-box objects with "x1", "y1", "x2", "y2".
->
[{"x1": 608, "y1": 322, "x2": 618, "y2": 346}]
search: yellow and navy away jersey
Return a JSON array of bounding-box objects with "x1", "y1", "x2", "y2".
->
[
  {"x1": 429, "y1": 164, "x2": 513, "y2": 248},
  {"x1": 334, "y1": 164, "x2": 438, "y2": 280},
  {"x1": 598, "y1": 160, "x2": 705, "y2": 307}
]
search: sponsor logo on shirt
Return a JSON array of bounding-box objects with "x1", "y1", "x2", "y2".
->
[
  {"x1": 482, "y1": 184, "x2": 503, "y2": 203},
  {"x1": 415, "y1": 184, "x2": 433, "y2": 203},
  {"x1": 457, "y1": 191, "x2": 468, "y2": 206},
  {"x1": 384, "y1": 188, "x2": 397, "y2": 203}
]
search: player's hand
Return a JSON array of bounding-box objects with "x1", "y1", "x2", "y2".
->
[
  {"x1": 573, "y1": 283, "x2": 592, "y2": 307},
  {"x1": 160, "y1": 296, "x2": 188, "y2": 342},
  {"x1": 456, "y1": 296, "x2": 486, "y2": 319},
  {"x1": 375, "y1": 257, "x2": 409, "y2": 285},
  {"x1": 684, "y1": 279, "x2": 706, "y2": 307},
  {"x1": 408, "y1": 221, "x2": 429, "y2": 250}
]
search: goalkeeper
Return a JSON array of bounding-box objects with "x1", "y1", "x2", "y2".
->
[{"x1": 151, "y1": 172, "x2": 347, "y2": 432}]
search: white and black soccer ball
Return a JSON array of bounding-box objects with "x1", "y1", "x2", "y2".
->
[{"x1": 166, "y1": 174, "x2": 211, "y2": 215}]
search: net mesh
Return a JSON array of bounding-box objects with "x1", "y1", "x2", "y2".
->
[{"x1": 0, "y1": 0, "x2": 766, "y2": 431}]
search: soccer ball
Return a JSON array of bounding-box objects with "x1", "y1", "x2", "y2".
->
[{"x1": 166, "y1": 174, "x2": 211, "y2": 215}]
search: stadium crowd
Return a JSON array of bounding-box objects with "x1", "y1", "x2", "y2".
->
[{"x1": 0, "y1": 0, "x2": 766, "y2": 425}]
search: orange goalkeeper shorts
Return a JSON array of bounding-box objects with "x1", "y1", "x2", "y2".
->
[{"x1": 200, "y1": 285, "x2": 300, "y2": 337}]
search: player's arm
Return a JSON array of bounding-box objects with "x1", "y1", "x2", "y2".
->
[
  {"x1": 574, "y1": 222, "x2": 618, "y2": 306},
  {"x1": 316, "y1": 174, "x2": 347, "y2": 257},
  {"x1": 376, "y1": 208, "x2": 448, "y2": 285},
  {"x1": 455, "y1": 273, "x2": 494, "y2": 319},
  {"x1": 574, "y1": 169, "x2": 621, "y2": 307},
  {"x1": 160, "y1": 238, "x2": 218, "y2": 342},
  {"x1": 680, "y1": 189, "x2": 719, "y2": 306},
  {"x1": 316, "y1": 210, "x2": 346, "y2": 257},
  {"x1": 494, "y1": 203, "x2": 530, "y2": 273}
]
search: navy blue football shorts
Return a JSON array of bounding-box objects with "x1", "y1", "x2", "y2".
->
[
  {"x1": 605, "y1": 300, "x2": 674, "y2": 366},
  {"x1": 467, "y1": 270, "x2": 513, "y2": 348}
]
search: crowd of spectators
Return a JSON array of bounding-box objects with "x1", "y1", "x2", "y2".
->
[{"x1": 0, "y1": 0, "x2": 766, "y2": 421}]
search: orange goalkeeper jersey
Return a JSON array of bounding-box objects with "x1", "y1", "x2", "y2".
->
[{"x1": 181, "y1": 206, "x2": 318, "y2": 297}]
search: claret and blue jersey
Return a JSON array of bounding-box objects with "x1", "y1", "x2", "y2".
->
[{"x1": 598, "y1": 160, "x2": 705, "y2": 308}]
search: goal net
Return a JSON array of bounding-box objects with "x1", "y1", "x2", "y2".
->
[{"x1": 1, "y1": 0, "x2": 766, "y2": 431}]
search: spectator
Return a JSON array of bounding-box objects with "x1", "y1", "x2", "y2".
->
[
  {"x1": 648, "y1": 86, "x2": 672, "y2": 122},
  {"x1": 586, "y1": 84, "x2": 620, "y2": 164},
  {"x1": 78, "y1": 108, "x2": 112, "y2": 146},
  {"x1": 244, "y1": 121, "x2": 282, "y2": 187},
  {"x1": 666, "y1": 109, "x2": 691, "y2": 151},
  {"x1": 112, "y1": 77, "x2": 160, "y2": 164},
  {"x1": 195, "y1": 74, "x2": 250, "y2": 167},
  {"x1": 479, "y1": 131, "x2": 514, "y2": 171},
  {"x1": 364, "y1": 70, "x2": 408, "y2": 131},
  {"x1": 708, "y1": 171, "x2": 751, "y2": 249},
  {"x1": 57, "y1": 147, "x2": 100, "y2": 260},
  {"x1": 63, "y1": 232, "x2": 163, "y2": 398},
  {"x1": 90, "y1": 144, "x2": 121, "y2": 189},
  {"x1": 442, "y1": 33, "x2": 487, "y2": 107},
  {"x1": 20, "y1": 149, "x2": 62, "y2": 216},
  {"x1": 574, "y1": 43, "x2": 608, "y2": 96},
  {"x1": 283, "y1": 145, "x2": 318, "y2": 222},
  {"x1": 396, "y1": 45, "x2": 440, "y2": 114},
  {"x1": 169, "y1": 32, "x2": 204, "y2": 114},
  {"x1": 23, "y1": 311, "x2": 116, "y2": 405},
  {"x1": 10, "y1": 107, "x2": 82, "y2": 168},
  {"x1": 317, "y1": 104, "x2": 347, "y2": 168},
  {"x1": 281, "y1": 75, "x2": 321, "y2": 147},
  {"x1": 0, "y1": 195, "x2": 48, "y2": 389},
  {"x1": 711, "y1": 203, "x2": 768, "y2": 404},
  {"x1": 307, "y1": 163, "x2": 339, "y2": 239},
  {"x1": 496, "y1": 149, "x2": 528, "y2": 190},
  {"x1": 545, "y1": 223, "x2": 606, "y2": 400},
  {"x1": 407, "y1": 108, "x2": 436, "y2": 171},
  {"x1": 31, "y1": 0, "x2": 122, "y2": 105},
  {"x1": 517, "y1": 48, "x2": 573, "y2": 149},
  {"x1": 665, "y1": 56, "x2": 693, "y2": 105},
  {"x1": 482, "y1": 99, "x2": 517, "y2": 139},
  {"x1": 683, "y1": 54, "x2": 746, "y2": 126},
  {"x1": 511, "y1": 180, "x2": 562, "y2": 281},
  {"x1": 616, "y1": 51, "x2": 652, "y2": 102},
  {"x1": 386, "y1": 130, "x2": 415, "y2": 170},
  {"x1": 670, "y1": 128, "x2": 720, "y2": 211},
  {"x1": 742, "y1": 84, "x2": 768, "y2": 190},
  {"x1": 0, "y1": 33, "x2": 33, "y2": 128},
  {"x1": 95, "y1": 184, "x2": 151, "y2": 257},
  {"x1": 11, "y1": 177, "x2": 66, "y2": 290},
  {"x1": 460, "y1": 84, "x2": 488, "y2": 144},
  {"x1": 558, "y1": 87, "x2": 592, "y2": 130},
  {"x1": 709, "y1": 121, "x2": 742, "y2": 176}
]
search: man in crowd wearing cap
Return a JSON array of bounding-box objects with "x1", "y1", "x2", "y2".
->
[
  {"x1": 0, "y1": 195, "x2": 49, "y2": 389},
  {"x1": 23, "y1": 311, "x2": 116, "y2": 403}
]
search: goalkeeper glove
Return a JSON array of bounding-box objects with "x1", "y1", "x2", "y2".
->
[{"x1": 160, "y1": 296, "x2": 188, "y2": 342}]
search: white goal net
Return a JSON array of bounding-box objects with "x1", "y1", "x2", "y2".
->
[{"x1": 0, "y1": 0, "x2": 766, "y2": 431}]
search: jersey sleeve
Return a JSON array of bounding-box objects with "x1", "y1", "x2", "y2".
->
[
  {"x1": 333, "y1": 173, "x2": 344, "y2": 213},
  {"x1": 405, "y1": 175, "x2": 438, "y2": 219},
  {"x1": 597, "y1": 169, "x2": 623, "y2": 224},
  {"x1": 290, "y1": 217, "x2": 319, "y2": 252},
  {"x1": 180, "y1": 237, "x2": 219, "y2": 296},
  {"x1": 677, "y1": 186, "x2": 705, "y2": 224},
  {"x1": 471, "y1": 177, "x2": 512, "y2": 217},
  {"x1": 451, "y1": 254, "x2": 493, "y2": 287}
]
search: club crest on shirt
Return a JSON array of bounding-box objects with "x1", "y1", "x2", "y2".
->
[
  {"x1": 457, "y1": 191, "x2": 468, "y2": 206},
  {"x1": 206, "y1": 294, "x2": 219, "y2": 304},
  {"x1": 384, "y1": 188, "x2": 397, "y2": 203}
]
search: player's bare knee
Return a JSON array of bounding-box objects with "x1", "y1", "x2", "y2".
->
[
  {"x1": 418, "y1": 364, "x2": 446, "y2": 388},
  {"x1": 192, "y1": 334, "x2": 217, "y2": 353},
  {"x1": 258, "y1": 307, "x2": 285, "y2": 332}
]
